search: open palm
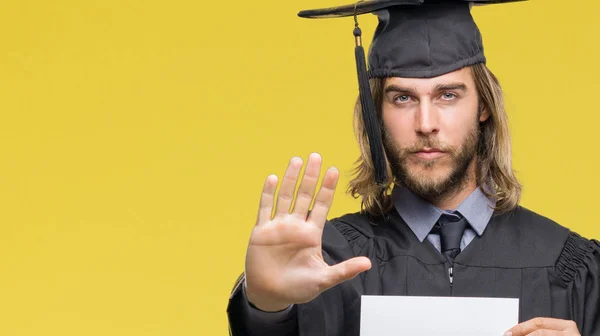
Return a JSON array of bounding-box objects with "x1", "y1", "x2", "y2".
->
[{"x1": 244, "y1": 153, "x2": 371, "y2": 312}]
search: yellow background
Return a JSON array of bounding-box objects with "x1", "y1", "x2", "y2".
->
[{"x1": 0, "y1": 0, "x2": 598, "y2": 335}]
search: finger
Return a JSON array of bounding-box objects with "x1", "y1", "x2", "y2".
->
[
  {"x1": 506, "y1": 318, "x2": 577, "y2": 336},
  {"x1": 256, "y1": 174, "x2": 278, "y2": 226},
  {"x1": 524, "y1": 331, "x2": 562, "y2": 336},
  {"x1": 292, "y1": 153, "x2": 322, "y2": 218},
  {"x1": 274, "y1": 157, "x2": 303, "y2": 216},
  {"x1": 307, "y1": 167, "x2": 339, "y2": 227},
  {"x1": 319, "y1": 257, "x2": 371, "y2": 291}
]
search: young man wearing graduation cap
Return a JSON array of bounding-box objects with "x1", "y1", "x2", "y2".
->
[{"x1": 227, "y1": 1, "x2": 600, "y2": 335}]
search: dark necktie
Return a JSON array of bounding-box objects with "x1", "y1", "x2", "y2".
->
[{"x1": 433, "y1": 214, "x2": 469, "y2": 264}]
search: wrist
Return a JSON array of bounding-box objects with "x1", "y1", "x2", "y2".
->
[{"x1": 244, "y1": 280, "x2": 292, "y2": 312}]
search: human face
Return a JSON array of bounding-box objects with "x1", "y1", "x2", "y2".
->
[{"x1": 381, "y1": 67, "x2": 490, "y2": 200}]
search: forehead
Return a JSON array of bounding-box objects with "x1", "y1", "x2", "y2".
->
[{"x1": 383, "y1": 67, "x2": 475, "y2": 90}]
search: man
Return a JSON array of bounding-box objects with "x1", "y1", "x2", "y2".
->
[{"x1": 227, "y1": 1, "x2": 600, "y2": 335}]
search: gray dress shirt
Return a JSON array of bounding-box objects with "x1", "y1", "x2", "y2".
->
[{"x1": 393, "y1": 185, "x2": 496, "y2": 252}]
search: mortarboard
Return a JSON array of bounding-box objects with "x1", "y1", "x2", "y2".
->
[{"x1": 298, "y1": 0, "x2": 525, "y2": 185}]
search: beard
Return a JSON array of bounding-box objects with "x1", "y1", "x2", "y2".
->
[{"x1": 384, "y1": 121, "x2": 480, "y2": 203}]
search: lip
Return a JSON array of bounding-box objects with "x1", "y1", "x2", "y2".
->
[{"x1": 413, "y1": 149, "x2": 445, "y2": 160}]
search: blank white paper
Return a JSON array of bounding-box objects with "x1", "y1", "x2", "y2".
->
[{"x1": 360, "y1": 295, "x2": 519, "y2": 336}]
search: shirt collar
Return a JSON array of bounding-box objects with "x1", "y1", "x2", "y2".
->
[{"x1": 392, "y1": 185, "x2": 496, "y2": 242}]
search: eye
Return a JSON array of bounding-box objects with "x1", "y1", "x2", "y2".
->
[
  {"x1": 394, "y1": 95, "x2": 411, "y2": 103},
  {"x1": 441, "y1": 92, "x2": 457, "y2": 100}
]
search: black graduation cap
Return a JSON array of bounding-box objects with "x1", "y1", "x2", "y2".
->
[{"x1": 298, "y1": 0, "x2": 525, "y2": 185}]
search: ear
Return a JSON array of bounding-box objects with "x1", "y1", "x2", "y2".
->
[{"x1": 478, "y1": 104, "x2": 490, "y2": 123}]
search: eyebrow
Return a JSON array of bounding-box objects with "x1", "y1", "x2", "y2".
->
[
  {"x1": 384, "y1": 82, "x2": 468, "y2": 95},
  {"x1": 384, "y1": 85, "x2": 417, "y2": 95},
  {"x1": 434, "y1": 83, "x2": 467, "y2": 92}
]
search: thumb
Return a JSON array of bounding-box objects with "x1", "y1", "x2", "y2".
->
[{"x1": 320, "y1": 257, "x2": 372, "y2": 290}]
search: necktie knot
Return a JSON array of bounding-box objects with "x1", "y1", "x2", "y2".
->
[{"x1": 433, "y1": 214, "x2": 468, "y2": 262}]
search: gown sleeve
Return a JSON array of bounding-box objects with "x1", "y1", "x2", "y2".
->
[
  {"x1": 226, "y1": 273, "x2": 299, "y2": 336},
  {"x1": 555, "y1": 232, "x2": 600, "y2": 336},
  {"x1": 227, "y1": 217, "x2": 372, "y2": 336}
]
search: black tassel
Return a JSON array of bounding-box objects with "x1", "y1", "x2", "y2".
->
[{"x1": 354, "y1": 26, "x2": 387, "y2": 185}]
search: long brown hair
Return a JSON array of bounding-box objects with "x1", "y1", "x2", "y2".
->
[{"x1": 347, "y1": 63, "x2": 522, "y2": 216}]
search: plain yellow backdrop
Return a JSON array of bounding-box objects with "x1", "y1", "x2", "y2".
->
[{"x1": 0, "y1": 0, "x2": 598, "y2": 335}]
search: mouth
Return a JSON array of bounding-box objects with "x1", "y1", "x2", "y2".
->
[{"x1": 412, "y1": 148, "x2": 446, "y2": 160}]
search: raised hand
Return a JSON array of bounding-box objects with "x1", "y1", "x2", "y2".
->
[{"x1": 244, "y1": 153, "x2": 372, "y2": 312}]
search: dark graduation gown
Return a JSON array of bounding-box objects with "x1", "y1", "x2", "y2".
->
[{"x1": 227, "y1": 206, "x2": 600, "y2": 336}]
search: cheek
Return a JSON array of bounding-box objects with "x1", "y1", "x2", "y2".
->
[
  {"x1": 439, "y1": 104, "x2": 479, "y2": 145},
  {"x1": 382, "y1": 106, "x2": 415, "y2": 146},
  {"x1": 442, "y1": 118, "x2": 464, "y2": 140}
]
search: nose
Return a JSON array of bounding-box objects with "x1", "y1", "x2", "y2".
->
[{"x1": 415, "y1": 101, "x2": 440, "y2": 135}]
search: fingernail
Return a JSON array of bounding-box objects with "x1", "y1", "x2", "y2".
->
[{"x1": 504, "y1": 332, "x2": 513, "y2": 336}]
